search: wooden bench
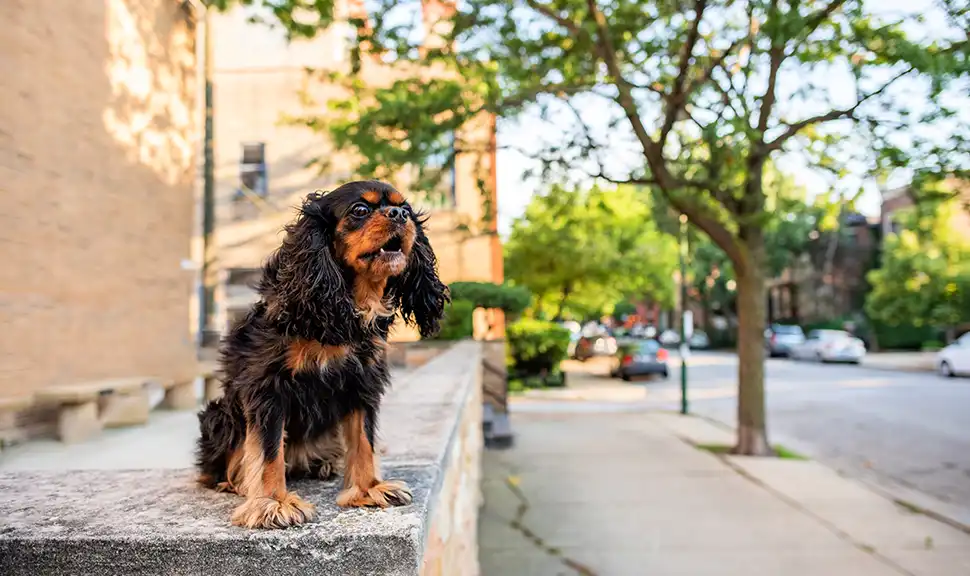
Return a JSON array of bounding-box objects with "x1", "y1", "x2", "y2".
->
[
  {"x1": 0, "y1": 395, "x2": 34, "y2": 449},
  {"x1": 35, "y1": 377, "x2": 168, "y2": 444}
]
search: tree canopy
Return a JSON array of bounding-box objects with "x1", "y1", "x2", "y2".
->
[
  {"x1": 866, "y1": 200, "x2": 970, "y2": 331},
  {"x1": 504, "y1": 184, "x2": 677, "y2": 321},
  {"x1": 211, "y1": 0, "x2": 970, "y2": 454}
]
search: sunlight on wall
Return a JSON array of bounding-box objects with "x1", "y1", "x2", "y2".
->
[{"x1": 101, "y1": 0, "x2": 195, "y2": 186}]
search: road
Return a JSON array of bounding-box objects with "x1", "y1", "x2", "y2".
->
[{"x1": 535, "y1": 353, "x2": 970, "y2": 525}]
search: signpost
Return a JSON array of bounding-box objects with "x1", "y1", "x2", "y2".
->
[{"x1": 679, "y1": 215, "x2": 690, "y2": 415}]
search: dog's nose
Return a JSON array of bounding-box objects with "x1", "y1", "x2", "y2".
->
[{"x1": 385, "y1": 206, "x2": 407, "y2": 222}]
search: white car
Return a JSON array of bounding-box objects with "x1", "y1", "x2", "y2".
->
[
  {"x1": 790, "y1": 330, "x2": 866, "y2": 364},
  {"x1": 937, "y1": 333, "x2": 970, "y2": 377},
  {"x1": 659, "y1": 329, "x2": 681, "y2": 346}
]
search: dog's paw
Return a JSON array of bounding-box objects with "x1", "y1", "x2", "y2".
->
[
  {"x1": 337, "y1": 480, "x2": 412, "y2": 508},
  {"x1": 312, "y1": 456, "x2": 343, "y2": 481},
  {"x1": 213, "y1": 481, "x2": 237, "y2": 494},
  {"x1": 231, "y1": 493, "x2": 316, "y2": 529}
]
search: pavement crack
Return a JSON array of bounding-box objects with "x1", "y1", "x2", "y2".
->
[{"x1": 503, "y1": 476, "x2": 598, "y2": 576}]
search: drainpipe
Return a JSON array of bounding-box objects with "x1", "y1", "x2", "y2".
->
[{"x1": 185, "y1": 0, "x2": 214, "y2": 349}]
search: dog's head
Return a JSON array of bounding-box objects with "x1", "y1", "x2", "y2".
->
[{"x1": 259, "y1": 181, "x2": 448, "y2": 342}]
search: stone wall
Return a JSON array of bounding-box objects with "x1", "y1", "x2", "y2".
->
[
  {"x1": 420, "y1": 348, "x2": 483, "y2": 575},
  {"x1": 0, "y1": 0, "x2": 199, "y2": 405},
  {"x1": 0, "y1": 342, "x2": 483, "y2": 576}
]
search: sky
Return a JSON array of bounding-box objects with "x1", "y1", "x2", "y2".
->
[{"x1": 493, "y1": 0, "x2": 966, "y2": 236}]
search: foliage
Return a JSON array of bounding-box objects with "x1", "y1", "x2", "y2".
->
[
  {"x1": 922, "y1": 340, "x2": 945, "y2": 352},
  {"x1": 215, "y1": 0, "x2": 970, "y2": 454},
  {"x1": 612, "y1": 300, "x2": 638, "y2": 320},
  {"x1": 866, "y1": 201, "x2": 970, "y2": 332},
  {"x1": 506, "y1": 318, "x2": 571, "y2": 376},
  {"x1": 448, "y1": 282, "x2": 531, "y2": 315},
  {"x1": 504, "y1": 184, "x2": 677, "y2": 321},
  {"x1": 683, "y1": 165, "x2": 824, "y2": 322},
  {"x1": 434, "y1": 299, "x2": 475, "y2": 340}
]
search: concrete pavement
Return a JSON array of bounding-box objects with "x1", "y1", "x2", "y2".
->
[
  {"x1": 863, "y1": 351, "x2": 937, "y2": 373},
  {"x1": 526, "y1": 353, "x2": 970, "y2": 534},
  {"x1": 480, "y1": 409, "x2": 970, "y2": 575}
]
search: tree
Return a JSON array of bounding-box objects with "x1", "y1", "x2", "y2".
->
[
  {"x1": 214, "y1": 0, "x2": 970, "y2": 454},
  {"x1": 866, "y1": 200, "x2": 970, "y2": 335},
  {"x1": 504, "y1": 184, "x2": 677, "y2": 321}
]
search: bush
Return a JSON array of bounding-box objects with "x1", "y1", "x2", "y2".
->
[
  {"x1": 448, "y1": 282, "x2": 532, "y2": 316},
  {"x1": 871, "y1": 319, "x2": 940, "y2": 351},
  {"x1": 506, "y1": 318, "x2": 571, "y2": 376},
  {"x1": 922, "y1": 340, "x2": 944, "y2": 352},
  {"x1": 434, "y1": 299, "x2": 475, "y2": 340}
]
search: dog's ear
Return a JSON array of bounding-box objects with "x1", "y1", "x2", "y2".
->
[
  {"x1": 391, "y1": 212, "x2": 449, "y2": 338},
  {"x1": 260, "y1": 193, "x2": 359, "y2": 342}
]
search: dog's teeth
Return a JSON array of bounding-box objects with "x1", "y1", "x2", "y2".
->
[{"x1": 380, "y1": 248, "x2": 385, "y2": 253}]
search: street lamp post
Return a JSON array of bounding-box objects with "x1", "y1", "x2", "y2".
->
[{"x1": 679, "y1": 214, "x2": 689, "y2": 415}]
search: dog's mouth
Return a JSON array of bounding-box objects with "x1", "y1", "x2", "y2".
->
[{"x1": 362, "y1": 236, "x2": 405, "y2": 260}]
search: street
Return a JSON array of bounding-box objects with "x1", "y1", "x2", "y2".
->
[{"x1": 521, "y1": 353, "x2": 970, "y2": 527}]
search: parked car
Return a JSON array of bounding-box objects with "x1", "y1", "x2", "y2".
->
[
  {"x1": 937, "y1": 332, "x2": 970, "y2": 377},
  {"x1": 688, "y1": 331, "x2": 710, "y2": 349},
  {"x1": 611, "y1": 339, "x2": 669, "y2": 381},
  {"x1": 790, "y1": 330, "x2": 866, "y2": 364},
  {"x1": 573, "y1": 334, "x2": 618, "y2": 361},
  {"x1": 658, "y1": 329, "x2": 681, "y2": 347},
  {"x1": 764, "y1": 324, "x2": 806, "y2": 357}
]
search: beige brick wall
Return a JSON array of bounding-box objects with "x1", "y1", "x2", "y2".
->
[
  {"x1": 0, "y1": 0, "x2": 199, "y2": 403},
  {"x1": 209, "y1": 8, "x2": 503, "y2": 341}
]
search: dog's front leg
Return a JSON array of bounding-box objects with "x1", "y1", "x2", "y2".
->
[
  {"x1": 231, "y1": 405, "x2": 316, "y2": 529},
  {"x1": 336, "y1": 408, "x2": 412, "y2": 508}
]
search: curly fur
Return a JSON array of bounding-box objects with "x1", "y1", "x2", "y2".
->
[{"x1": 196, "y1": 181, "x2": 448, "y2": 529}]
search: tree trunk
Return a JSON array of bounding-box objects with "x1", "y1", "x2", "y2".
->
[{"x1": 734, "y1": 232, "x2": 774, "y2": 456}]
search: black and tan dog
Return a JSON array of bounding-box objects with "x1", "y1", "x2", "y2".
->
[{"x1": 196, "y1": 181, "x2": 448, "y2": 529}]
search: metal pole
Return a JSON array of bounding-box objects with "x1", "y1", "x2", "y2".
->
[
  {"x1": 679, "y1": 214, "x2": 689, "y2": 415},
  {"x1": 199, "y1": 8, "x2": 215, "y2": 347}
]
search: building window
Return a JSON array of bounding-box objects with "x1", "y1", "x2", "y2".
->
[
  {"x1": 240, "y1": 142, "x2": 268, "y2": 198},
  {"x1": 425, "y1": 131, "x2": 456, "y2": 208}
]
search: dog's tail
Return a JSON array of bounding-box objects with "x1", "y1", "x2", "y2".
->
[{"x1": 195, "y1": 398, "x2": 243, "y2": 489}]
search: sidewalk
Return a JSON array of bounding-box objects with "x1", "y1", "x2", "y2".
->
[
  {"x1": 479, "y1": 410, "x2": 970, "y2": 575},
  {"x1": 862, "y1": 351, "x2": 937, "y2": 373}
]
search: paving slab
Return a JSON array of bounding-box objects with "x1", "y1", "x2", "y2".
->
[{"x1": 479, "y1": 409, "x2": 970, "y2": 576}]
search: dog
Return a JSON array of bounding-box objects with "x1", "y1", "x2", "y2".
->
[{"x1": 196, "y1": 180, "x2": 448, "y2": 529}]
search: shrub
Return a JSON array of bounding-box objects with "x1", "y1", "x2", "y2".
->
[
  {"x1": 921, "y1": 340, "x2": 944, "y2": 352},
  {"x1": 434, "y1": 299, "x2": 475, "y2": 340},
  {"x1": 448, "y1": 282, "x2": 532, "y2": 316},
  {"x1": 506, "y1": 318, "x2": 571, "y2": 376},
  {"x1": 871, "y1": 319, "x2": 940, "y2": 351}
]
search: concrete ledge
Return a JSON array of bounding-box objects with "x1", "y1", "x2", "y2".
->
[{"x1": 0, "y1": 341, "x2": 484, "y2": 576}]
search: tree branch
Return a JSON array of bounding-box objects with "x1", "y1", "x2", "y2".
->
[
  {"x1": 756, "y1": 0, "x2": 784, "y2": 137},
  {"x1": 684, "y1": 36, "x2": 747, "y2": 97},
  {"x1": 765, "y1": 65, "x2": 916, "y2": 151},
  {"x1": 583, "y1": 0, "x2": 656, "y2": 157},
  {"x1": 802, "y1": 0, "x2": 848, "y2": 34},
  {"x1": 660, "y1": 0, "x2": 708, "y2": 146},
  {"x1": 525, "y1": 0, "x2": 586, "y2": 38},
  {"x1": 756, "y1": 46, "x2": 784, "y2": 135}
]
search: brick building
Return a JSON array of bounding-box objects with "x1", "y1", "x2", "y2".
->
[
  {"x1": 1, "y1": 0, "x2": 201, "y2": 434},
  {"x1": 206, "y1": 0, "x2": 503, "y2": 342}
]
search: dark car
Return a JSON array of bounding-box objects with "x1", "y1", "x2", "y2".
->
[
  {"x1": 611, "y1": 339, "x2": 669, "y2": 381},
  {"x1": 765, "y1": 324, "x2": 806, "y2": 357}
]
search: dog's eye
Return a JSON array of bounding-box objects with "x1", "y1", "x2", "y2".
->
[{"x1": 350, "y1": 204, "x2": 371, "y2": 218}]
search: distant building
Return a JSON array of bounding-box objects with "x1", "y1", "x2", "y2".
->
[
  {"x1": 1, "y1": 0, "x2": 201, "y2": 437},
  {"x1": 207, "y1": 0, "x2": 502, "y2": 341},
  {"x1": 766, "y1": 213, "x2": 879, "y2": 325}
]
